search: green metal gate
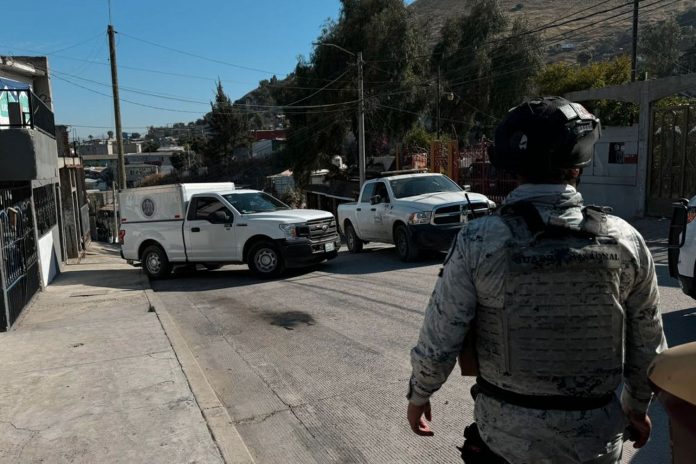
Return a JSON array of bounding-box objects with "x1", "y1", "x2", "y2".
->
[{"x1": 647, "y1": 105, "x2": 696, "y2": 216}]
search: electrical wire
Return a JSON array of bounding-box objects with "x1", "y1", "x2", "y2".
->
[
  {"x1": 44, "y1": 31, "x2": 105, "y2": 56},
  {"x1": 281, "y1": 69, "x2": 351, "y2": 106},
  {"x1": 117, "y1": 31, "x2": 283, "y2": 76}
]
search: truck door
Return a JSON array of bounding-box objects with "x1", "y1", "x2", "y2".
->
[
  {"x1": 356, "y1": 183, "x2": 377, "y2": 240},
  {"x1": 371, "y1": 182, "x2": 393, "y2": 241},
  {"x1": 185, "y1": 196, "x2": 236, "y2": 262}
]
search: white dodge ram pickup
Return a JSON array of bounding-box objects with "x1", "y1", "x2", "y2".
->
[
  {"x1": 336, "y1": 172, "x2": 495, "y2": 261},
  {"x1": 119, "y1": 183, "x2": 340, "y2": 278}
]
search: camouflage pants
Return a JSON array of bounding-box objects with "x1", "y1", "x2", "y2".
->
[{"x1": 474, "y1": 393, "x2": 625, "y2": 464}]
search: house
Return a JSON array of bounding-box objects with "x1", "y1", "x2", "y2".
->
[
  {"x1": 0, "y1": 55, "x2": 63, "y2": 330},
  {"x1": 56, "y1": 125, "x2": 91, "y2": 261}
]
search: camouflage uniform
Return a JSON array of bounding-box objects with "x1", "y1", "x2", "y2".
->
[{"x1": 409, "y1": 184, "x2": 667, "y2": 464}]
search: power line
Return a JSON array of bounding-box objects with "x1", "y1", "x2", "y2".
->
[
  {"x1": 118, "y1": 31, "x2": 283, "y2": 76},
  {"x1": 282, "y1": 69, "x2": 351, "y2": 106},
  {"x1": 53, "y1": 73, "x2": 359, "y2": 115},
  {"x1": 45, "y1": 31, "x2": 105, "y2": 55}
]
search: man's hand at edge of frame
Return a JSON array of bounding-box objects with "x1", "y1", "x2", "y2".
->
[
  {"x1": 407, "y1": 401, "x2": 434, "y2": 436},
  {"x1": 626, "y1": 410, "x2": 652, "y2": 448}
]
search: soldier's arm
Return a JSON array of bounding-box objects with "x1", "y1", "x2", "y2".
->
[
  {"x1": 621, "y1": 230, "x2": 667, "y2": 415},
  {"x1": 408, "y1": 227, "x2": 478, "y2": 405}
]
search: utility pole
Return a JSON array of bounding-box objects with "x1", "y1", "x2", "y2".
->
[
  {"x1": 357, "y1": 51, "x2": 366, "y2": 188},
  {"x1": 631, "y1": 0, "x2": 639, "y2": 81},
  {"x1": 108, "y1": 24, "x2": 126, "y2": 190},
  {"x1": 436, "y1": 66, "x2": 441, "y2": 139}
]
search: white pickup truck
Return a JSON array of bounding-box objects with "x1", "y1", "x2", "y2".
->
[
  {"x1": 119, "y1": 183, "x2": 340, "y2": 278},
  {"x1": 669, "y1": 197, "x2": 696, "y2": 298},
  {"x1": 336, "y1": 172, "x2": 495, "y2": 261}
]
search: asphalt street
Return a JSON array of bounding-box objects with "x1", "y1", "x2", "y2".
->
[{"x1": 151, "y1": 221, "x2": 695, "y2": 464}]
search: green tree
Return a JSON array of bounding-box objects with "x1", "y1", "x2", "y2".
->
[
  {"x1": 640, "y1": 18, "x2": 682, "y2": 78},
  {"x1": 535, "y1": 56, "x2": 637, "y2": 126},
  {"x1": 680, "y1": 41, "x2": 696, "y2": 74},
  {"x1": 432, "y1": 0, "x2": 542, "y2": 140},
  {"x1": 274, "y1": 0, "x2": 428, "y2": 186},
  {"x1": 142, "y1": 140, "x2": 160, "y2": 152},
  {"x1": 204, "y1": 80, "x2": 249, "y2": 174}
]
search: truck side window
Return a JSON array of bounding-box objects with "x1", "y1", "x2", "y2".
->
[
  {"x1": 373, "y1": 182, "x2": 390, "y2": 203},
  {"x1": 360, "y1": 184, "x2": 376, "y2": 204},
  {"x1": 192, "y1": 197, "x2": 232, "y2": 224}
]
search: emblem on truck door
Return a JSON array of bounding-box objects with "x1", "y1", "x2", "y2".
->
[{"x1": 141, "y1": 198, "x2": 156, "y2": 217}]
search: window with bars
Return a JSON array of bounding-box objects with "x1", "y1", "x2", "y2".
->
[{"x1": 34, "y1": 184, "x2": 57, "y2": 236}]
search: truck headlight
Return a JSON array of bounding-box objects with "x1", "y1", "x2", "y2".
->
[
  {"x1": 280, "y1": 223, "x2": 306, "y2": 240},
  {"x1": 408, "y1": 211, "x2": 431, "y2": 225}
]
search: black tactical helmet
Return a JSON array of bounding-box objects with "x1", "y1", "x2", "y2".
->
[{"x1": 490, "y1": 97, "x2": 601, "y2": 177}]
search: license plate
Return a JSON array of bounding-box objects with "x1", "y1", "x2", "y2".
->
[{"x1": 325, "y1": 242, "x2": 335, "y2": 252}]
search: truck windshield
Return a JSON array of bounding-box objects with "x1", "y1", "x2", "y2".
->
[
  {"x1": 389, "y1": 175, "x2": 461, "y2": 199},
  {"x1": 223, "y1": 192, "x2": 290, "y2": 214}
]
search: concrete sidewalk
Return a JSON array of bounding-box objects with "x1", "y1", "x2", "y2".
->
[{"x1": 0, "y1": 243, "x2": 250, "y2": 463}]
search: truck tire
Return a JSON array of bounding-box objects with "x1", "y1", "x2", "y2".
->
[
  {"x1": 142, "y1": 245, "x2": 171, "y2": 279},
  {"x1": 395, "y1": 224, "x2": 419, "y2": 262},
  {"x1": 248, "y1": 241, "x2": 284, "y2": 278},
  {"x1": 345, "y1": 223, "x2": 363, "y2": 253}
]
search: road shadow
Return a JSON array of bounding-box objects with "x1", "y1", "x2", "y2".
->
[
  {"x1": 663, "y1": 306, "x2": 696, "y2": 347},
  {"x1": 150, "y1": 248, "x2": 443, "y2": 292},
  {"x1": 49, "y1": 268, "x2": 145, "y2": 291},
  {"x1": 319, "y1": 247, "x2": 443, "y2": 275},
  {"x1": 655, "y1": 264, "x2": 679, "y2": 289}
]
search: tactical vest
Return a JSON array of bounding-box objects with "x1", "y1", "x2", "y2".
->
[{"x1": 476, "y1": 202, "x2": 625, "y2": 405}]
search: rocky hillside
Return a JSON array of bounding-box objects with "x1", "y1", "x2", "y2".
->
[{"x1": 410, "y1": 0, "x2": 695, "y2": 62}]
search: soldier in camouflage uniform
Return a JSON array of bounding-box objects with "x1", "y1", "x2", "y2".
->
[{"x1": 406, "y1": 97, "x2": 667, "y2": 463}]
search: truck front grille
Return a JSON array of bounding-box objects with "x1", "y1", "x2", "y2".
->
[
  {"x1": 299, "y1": 218, "x2": 337, "y2": 241},
  {"x1": 433, "y1": 202, "x2": 489, "y2": 225}
]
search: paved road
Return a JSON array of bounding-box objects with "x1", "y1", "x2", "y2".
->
[{"x1": 152, "y1": 221, "x2": 695, "y2": 464}]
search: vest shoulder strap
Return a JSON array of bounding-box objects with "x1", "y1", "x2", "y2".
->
[{"x1": 499, "y1": 201, "x2": 615, "y2": 241}]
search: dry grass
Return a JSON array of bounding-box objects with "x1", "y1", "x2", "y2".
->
[{"x1": 410, "y1": 0, "x2": 694, "y2": 62}]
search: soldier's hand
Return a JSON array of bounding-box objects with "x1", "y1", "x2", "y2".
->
[
  {"x1": 407, "y1": 401, "x2": 434, "y2": 436},
  {"x1": 626, "y1": 411, "x2": 652, "y2": 448}
]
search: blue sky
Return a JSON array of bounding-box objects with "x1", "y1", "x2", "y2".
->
[{"x1": 0, "y1": 0, "x2": 411, "y2": 139}]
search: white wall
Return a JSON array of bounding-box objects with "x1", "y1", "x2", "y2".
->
[
  {"x1": 580, "y1": 125, "x2": 643, "y2": 218},
  {"x1": 37, "y1": 225, "x2": 61, "y2": 287}
]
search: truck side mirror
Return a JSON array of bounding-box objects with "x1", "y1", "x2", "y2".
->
[{"x1": 210, "y1": 210, "x2": 233, "y2": 224}]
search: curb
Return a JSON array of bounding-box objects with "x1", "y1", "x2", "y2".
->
[{"x1": 141, "y1": 274, "x2": 256, "y2": 464}]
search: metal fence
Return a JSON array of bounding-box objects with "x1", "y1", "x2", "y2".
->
[
  {"x1": 33, "y1": 183, "x2": 57, "y2": 237},
  {"x1": 0, "y1": 89, "x2": 56, "y2": 138},
  {"x1": 454, "y1": 140, "x2": 518, "y2": 205},
  {"x1": 0, "y1": 184, "x2": 40, "y2": 331}
]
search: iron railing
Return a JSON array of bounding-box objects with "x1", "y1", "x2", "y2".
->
[
  {"x1": 0, "y1": 89, "x2": 55, "y2": 138},
  {"x1": 33, "y1": 184, "x2": 57, "y2": 237},
  {"x1": 0, "y1": 184, "x2": 40, "y2": 331}
]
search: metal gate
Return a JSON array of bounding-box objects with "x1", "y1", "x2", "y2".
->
[
  {"x1": 0, "y1": 184, "x2": 40, "y2": 331},
  {"x1": 647, "y1": 105, "x2": 696, "y2": 216},
  {"x1": 455, "y1": 140, "x2": 518, "y2": 205}
]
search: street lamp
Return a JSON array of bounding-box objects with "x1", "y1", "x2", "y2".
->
[{"x1": 314, "y1": 42, "x2": 366, "y2": 187}]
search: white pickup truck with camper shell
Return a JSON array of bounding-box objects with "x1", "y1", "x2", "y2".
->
[
  {"x1": 336, "y1": 172, "x2": 495, "y2": 261},
  {"x1": 118, "y1": 183, "x2": 340, "y2": 278}
]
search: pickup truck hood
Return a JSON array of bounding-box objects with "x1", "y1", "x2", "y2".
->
[
  {"x1": 396, "y1": 191, "x2": 492, "y2": 209},
  {"x1": 243, "y1": 209, "x2": 334, "y2": 223}
]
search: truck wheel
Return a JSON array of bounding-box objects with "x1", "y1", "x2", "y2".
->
[
  {"x1": 395, "y1": 224, "x2": 419, "y2": 262},
  {"x1": 345, "y1": 223, "x2": 363, "y2": 253},
  {"x1": 142, "y1": 245, "x2": 171, "y2": 279},
  {"x1": 248, "y1": 242, "x2": 283, "y2": 278}
]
